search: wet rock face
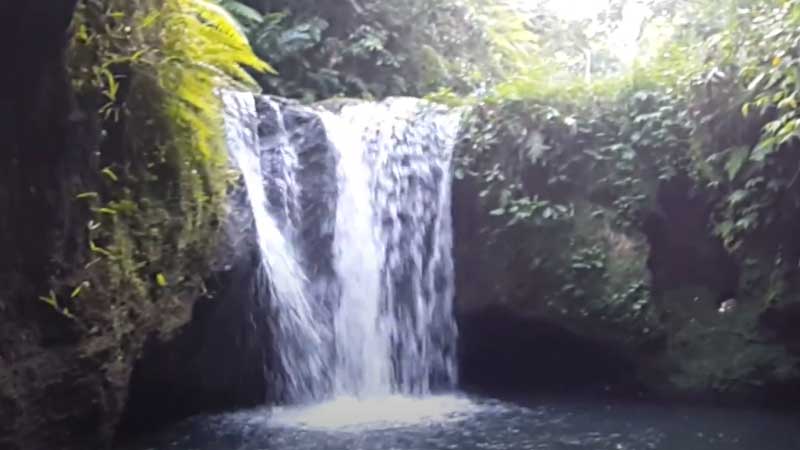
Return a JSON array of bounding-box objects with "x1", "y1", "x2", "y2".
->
[
  {"x1": 0, "y1": 1, "x2": 78, "y2": 100},
  {"x1": 0, "y1": 0, "x2": 79, "y2": 286},
  {"x1": 458, "y1": 308, "x2": 641, "y2": 395},
  {"x1": 451, "y1": 126, "x2": 800, "y2": 405},
  {"x1": 0, "y1": 85, "x2": 341, "y2": 449},
  {"x1": 0, "y1": 267, "x2": 205, "y2": 450},
  {"x1": 0, "y1": 3, "x2": 123, "y2": 450},
  {"x1": 452, "y1": 172, "x2": 656, "y2": 328},
  {"x1": 256, "y1": 97, "x2": 339, "y2": 292},
  {"x1": 452, "y1": 172, "x2": 659, "y2": 395},
  {"x1": 119, "y1": 248, "x2": 269, "y2": 438}
]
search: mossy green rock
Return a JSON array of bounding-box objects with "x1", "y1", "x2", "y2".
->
[
  {"x1": 453, "y1": 100, "x2": 800, "y2": 402},
  {"x1": 454, "y1": 178, "x2": 659, "y2": 350}
]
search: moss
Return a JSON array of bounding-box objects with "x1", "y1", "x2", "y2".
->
[
  {"x1": 455, "y1": 87, "x2": 800, "y2": 396},
  {"x1": 556, "y1": 205, "x2": 657, "y2": 339},
  {"x1": 460, "y1": 182, "x2": 658, "y2": 347},
  {"x1": 35, "y1": 0, "x2": 269, "y2": 324},
  {"x1": 667, "y1": 309, "x2": 799, "y2": 395}
]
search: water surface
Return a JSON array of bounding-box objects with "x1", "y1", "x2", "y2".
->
[{"x1": 124, "y1": 394, "x2": 800, "y2": 450}]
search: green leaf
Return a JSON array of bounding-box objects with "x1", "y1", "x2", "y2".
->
[
  {"x1": 489, "y1": 208, "x2": 506, "y2": 216},
  {"x1": 747, "y1": 72, "x2": 766, "y2": 91},
  {"x1": 90, "y1": 241, "x2": 115, "y2": 258},
  {"x1": 100, "y1": 68, "x2": 119, "y2": 101},
  {"x1": 93, "y1": 207, "x2": 118, "y2": 216},
  {"x1": 76, "y1": 192, "x2": 99, "y2": 200},
  {"x1": 220, "y1": 0, "x2": 264, "y2": 25},
  {"x1": 715, "y1": 220, "x2": 734, "y2": 238},
  {"x1": 101, "y1": 167, "x2": 119, "y2": 182},
  {"x1": 777, "y1": 96, "x2": 798, "y2": 110},
  {"x1": 38, "y1": 291, "x2": 58, "y2": 308},
  {"x1": 736, "y1": 213, "x2": 758, "y2": 230},
  {"x1": 724, "y1": 146, "x2": 751, "y2": 181},
  {"x1": 728, "y1": 189, "x2": 749, "y2": 206},
  {"x1": 751, "y1": 137, "x2": 777, "y2": 162},
  {"x1": 156, "y1": 273, "x2": 168, "y2": 287},
  {"x1": 70, "y1": 281, "x2": 90, "y2": 299}
]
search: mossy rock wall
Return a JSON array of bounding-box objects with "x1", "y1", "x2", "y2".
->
[
  {"x1": 0, "y1": 2, "x2": 249, "y2": 449},
  {"x1": 453, "y1": 99, "x2": 800, "y2": 404}
]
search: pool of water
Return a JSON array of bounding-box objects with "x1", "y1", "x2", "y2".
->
[{"x1": 123, "y1": 393, "x2": 800, "y2": 450}]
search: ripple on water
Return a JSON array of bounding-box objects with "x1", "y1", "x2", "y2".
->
[{"x1": 124, "y1": 395, "x2": 800, "y2": 450}]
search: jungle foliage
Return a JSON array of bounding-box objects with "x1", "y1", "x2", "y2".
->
[
  {"x1": 456, "y1": 0, "x2": 800, "y2": 282},
  {"x1": 451, "y1": 0, "x2": 800, "y2": 393},
  {"x1": 216, "y1": 0, "x2": 540, "y2": 100},
  {"x1": 58, "y1": 0, "x2": 800, "y2": 393},
  {"x1": 50, "y1": 0, "x2": 268, "y2": 320},
  {"x1": 208, "y1": 0, "x2": 800, "y2": 346}
]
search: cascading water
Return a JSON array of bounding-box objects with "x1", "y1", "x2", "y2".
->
[
  {"x1": 322, "y1": 99, "x2": 460, "y2": 397},
  {"x1": 319, "y1": 109, "x2": 391, "y2": 397},
  {"x1": 222, "y1": 92, "x2": 329, "y2": 403},
  {"x1": 223, "y1": 92, "x2": 460, "y2": 409}
]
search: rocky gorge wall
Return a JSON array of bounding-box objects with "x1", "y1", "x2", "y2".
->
[
  {"x1": 0, "y1": 2, "x2": 252, "y2": 449},
  {"x1": 452, "y1": 98, "x2": 800, "y2": 407}
]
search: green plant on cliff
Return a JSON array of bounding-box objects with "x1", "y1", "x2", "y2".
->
[
  {"x1": 457, "y1": 0, "x2": 800, "y2": 256},
  {"x1": 455, "y1": 93, "x2": 672, "y2": 341},
  {"x1": 156, "y1": 0, "x2": 272, "y2": 156},
  {"x1": 683, "y1": 0, "x2": 800, "y2": 255},
  {"x1": 214, "y1": 0, "x2": 511, "y2": 100},
  {"x1": 52, "y1": 0, "x2": 269, "y2": 321},
  {"x1": 72, "y1": 0, "x2": 271, "y2": 160},
  {"x1": 452, "y1": 0, "x2": 800, "y2": 394},
  {"x1": 466, "y1": 0, "x2": 800, "y2": 259}
]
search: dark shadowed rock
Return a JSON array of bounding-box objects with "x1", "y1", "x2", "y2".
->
[{"x1": 451, "y1": 106, "x2": 800, "y2": 408}]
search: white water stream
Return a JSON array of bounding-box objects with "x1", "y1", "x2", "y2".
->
[{"x1": 223, "y1": 93, "x2": 461, "y2": 420}]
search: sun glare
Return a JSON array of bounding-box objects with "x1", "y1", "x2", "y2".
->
[
  {"x1": 544, "y1": 0, "x2": 610, "y2": 20},
  {"x1": 525, "y1": 0, "x2": 652, "y2": 64}
]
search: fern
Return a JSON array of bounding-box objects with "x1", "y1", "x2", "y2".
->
[
  {"x1": 218, "y1": 0, "x2": 265, "y2": 28},
  {"x1": 66, "y1": 0, "x2": 275, "y2": 314},
  {"x1": 138, "y1": 0, "x2": 276, "y2": 160}
]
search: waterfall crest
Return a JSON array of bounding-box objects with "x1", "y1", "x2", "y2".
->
[{"x1": 223, "y1": 93, "x2": 460, "y2": 403}]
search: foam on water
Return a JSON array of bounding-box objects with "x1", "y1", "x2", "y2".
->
[{"x1": 269, "y1": 395, "x2": 479, "y2": 431}]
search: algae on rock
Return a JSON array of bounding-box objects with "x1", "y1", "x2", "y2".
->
[{"x1": 453, "y1": 95, "x2": 800, "y2": 402}]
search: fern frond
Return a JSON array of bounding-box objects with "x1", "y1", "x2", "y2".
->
[
  {"x1": 218, "y1": 0, "x2": 265, "y2": 26},
  {"x1": 139, "y1": 0, "x2": 276, "y2": 166},
  {"x1": 162, "y1": 7, "x2": 276, "y2": 76}
]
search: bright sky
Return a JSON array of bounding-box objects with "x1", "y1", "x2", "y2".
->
[
  {"x1": 544, "y1": 0, "x2": 610, "y2": 20},
  {"x1": 528, "y1": 0, "x2": 653, "y2": 64}
]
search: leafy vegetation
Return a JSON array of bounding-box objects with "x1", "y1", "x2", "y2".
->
[
  {"x1": 444, "y1": 0, "x2": 800, "y2": 394},
  {"x1": 51, "y1": 0, "x2": 268, "y2": 320},
  {"x1": 49, "y1": 0, "x2": 800, "y2": 397},
  {"x1": 206, "y1": 0, "x2": 800, "y2": 395},
  {"x1": 214, "y1": 0, "x2": 521, "y2": 100}
]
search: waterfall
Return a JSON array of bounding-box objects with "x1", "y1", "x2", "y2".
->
[
  {"x1": 222, "y1": 92, "x2": 329, "y2": 402},
  {"x1": 223, "y1": 93, "x2": 460, "y2": 404},
  {"x1": 322, "y1": 99, "x2": 460, "y2": 396},
  {"x1": 319, "y1": 109, "x2": 392, "y2": 396}
]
